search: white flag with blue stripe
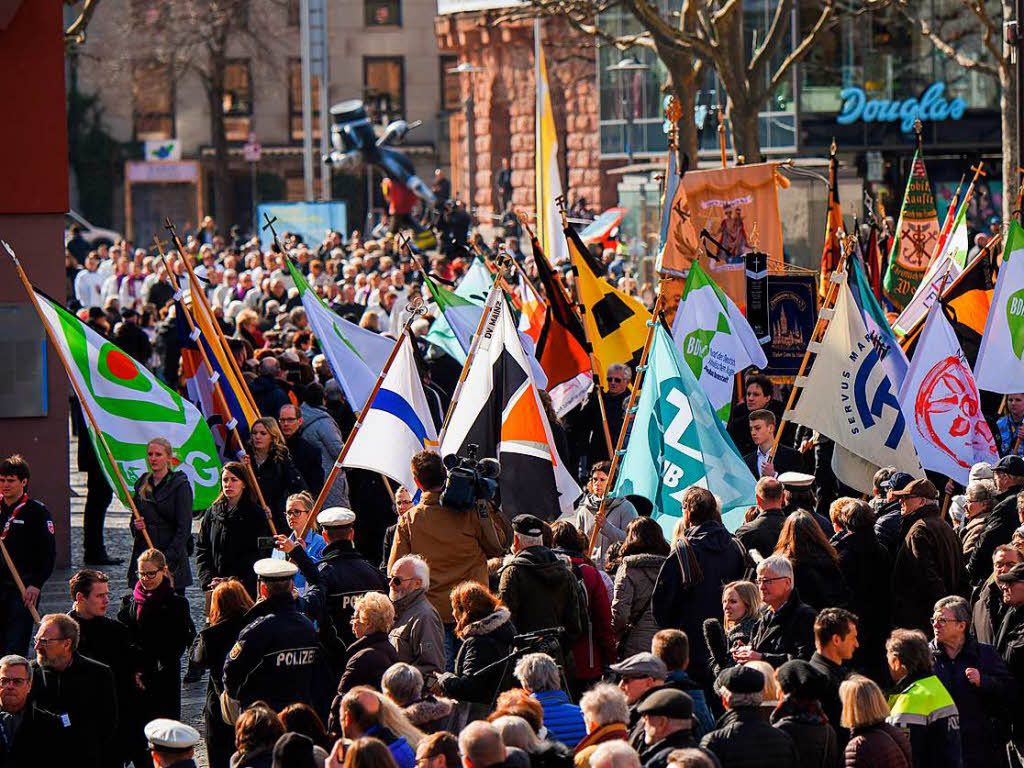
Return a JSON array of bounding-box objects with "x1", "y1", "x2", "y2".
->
[{"x1": 343, "y1": 334, "x2": 439, "y2": 493}]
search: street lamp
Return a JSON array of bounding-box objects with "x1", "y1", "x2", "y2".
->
[
  {"x1": 606, "y1": 56, "x2": 649, "y2": 163},
  {"x1": 447, "y1": 62, "x2": 485, "y2": 210}
]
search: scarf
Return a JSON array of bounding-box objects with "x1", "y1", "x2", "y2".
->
[{"x1": 133, "y1": 575, "x2": 174, "y2": 619}]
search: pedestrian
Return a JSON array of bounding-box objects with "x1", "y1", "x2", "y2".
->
[
  {"x1": 271, "y1": 491, "x2": 326, "y2": 596},
  {"x1": 735, "y1": 478, "x2": 788, "y2": 557},
  {"x1": 574, "y1": 683, "x2": 630, "y2": 767},
  {"x1": 974, "y1": 544, "x2": 1021, "y2": 644},
  {"x1": 611, "y1": 518, "x2": 669, "y2": 659},
  {"x1": 193, "y1": 578, "x2": 256, "y2": 768},
  {"x1": 0, "y1": 653, "x2": 70, "y2": 765},
  {"x1": 388, "y1": 554, "x2": 446, "y2": 678},
  {"x1": 651, "y1": 631, "x2": 713, "y2": 738},
  {"x1": 967, "y1": 456, "x2": 1024, "y2": 585},
  {"x1": 704, "y1": 580, "x2": 762, "y2": 682},
  {"x1": 29, "y1": 613, "x2": 118, "y2": 768},
  {"x1": 958, "y1": 481, "x2": 997, "y2": 561},
  {"x1": 246, "y1": 416, "x2": 307, "y2": 530},
  {"x1": 607, "y1": 653, "x2": 668, "y2": 750},
  {"x1": 884, "y1": 628, "x2": 962, "y2": 768},
  {"x1": 143, "y1": 717, "x2": 202, "y2": 768},
  {"x1": 994, "y1": 563, "x2": 1024, "y2": 765},
  {"x1": 300, "y1": 383, "x2": 351, "y2": 508},
  {"x1": 995, "y1": 393, "x2": 1023, "y2": 458},
  {"x1": 588, "y1": 742, "x2": 640, "y2": 768},
  {"x1": 513, "y1": 653, "x2": 586, "y2": 748},
  {"x1": 774, "y1": 510, "x2": 849, "y2": 611},
  {"x1": 809, "y1": 607, "x2": 858, "y2": 747},
  {"x1": 231, "y1": 702, "x2": 286, "y2": 768},
  {"x1": 340, "y1": 592, "x2": 399, "y2": 693},
  {"x1": 743, "y1": 410, "x2": 804, "y2": 479},
  {"x1": 196, "y1": 461, "x2": 274, "y2": 599},
  {"x1": 492, "y1": 713, "x2": 574, "y2": 768},
  {"x1": 652, "y1": 487, "x2": 748, "y2": 686},
  {"x1": 770, "y1": 660, "x2": 840, "y2": 768},
  {"x1": 382, "y1": 663, "x2": 454, "y2": 733},
  {"x1": 699, "y1": 665, "x2": 799, "y2": 768},
  {"x1": 839, "y1": 675, "x2": 911, "y2": 768},
  {"x1": 130, "y1": 438, "x2": 194, "y2": 592},
  {"x1": 277, "y1": 403, "x2": 326, "y2": 495},
  {"x1": 636, "y1": 689, "x2": 711, "y2": 768},
  {"x1": 415, "y1": 732, "x2": 462, "y2": 768},
  {"x1": 435, "y1": 581, "x2": 516, "y2": 714},
  {"x1": 733, "y1": 554, "x2": 816, "y2": 668},
  {"x1": 571, "y1": 462, "x2": 638, "y2": 571},
  {"x1": 332, "y1": 688, "x2": 418, "y2": 768},
  {"x1": 873, "y1": 472, "x2": 914, "y2": 553},
  {"x1": 459, "y1": 721, "x2": 515, "y2": 768},
  {"x1": 0, "y1": 455, "x2": 56, "y2": 655},
  {"x1": 929, "y1": 595, "x2": 1014, "y2": 768}
]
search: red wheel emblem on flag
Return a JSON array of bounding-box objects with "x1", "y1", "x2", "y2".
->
[
  {"x1": 105, "y1": 349, "x2": 138, "y2": 380},
  {"x1": 914, "y1": 355, "x2": 996, "y2": 468}
]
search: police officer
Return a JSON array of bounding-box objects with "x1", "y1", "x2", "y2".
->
[
  {"x1": 222, "y1": 559, "x2": 319, "y2": 714},
  {"x1": 143, "y1": 718, "x2": 201, "y2": 768},
  {"x1": 0, "y1": 455, "x2": 56, "y2": 655},
  {"x1": 291, "y1": 507, "x2": 386, "y2": 648}
]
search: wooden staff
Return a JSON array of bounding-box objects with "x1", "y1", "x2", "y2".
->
[
  {"x1": 152, "y1": 238, "x2": 276, "y2": 536},
  {"x1": 164, "y1": 220, "x2": 261, "y2": 416},
  {"x1": 767, "y1": 233, "x2": 854, "y2": 462},
  {"x1": 558, "y1": 200, "x2": 615, "y2": 460},
  {"x1": 297, "y1": 316, "x2": 426, "y2": 541},
  {"x1": 3, "y1": 241, "x2": 154, "y2": 550},
  {"x1": 585, "y1": 282, "x2": 669, "y2": 557},
  {"x1": 0, "y1": 538, "x2": 41, "y2": 624},
  {"x1": 717, "y1": 106, "x2": 728, "y2": 169}
]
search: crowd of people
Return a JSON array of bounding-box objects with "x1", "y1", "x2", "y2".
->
[{"x1": 1, "y1": 218, "x2": 1023, "y2": 768}]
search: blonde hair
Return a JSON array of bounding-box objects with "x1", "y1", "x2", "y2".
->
[
  {"x1": 138, "y1": 548, "x2": 167, "y2": 570},
  {"x1": 286, "y1": 491, "x2": 316, "y2": 530},
  {"x1": 745, "y1": 661, "x2": 779, "y2": 704},
  {"x1": 840, "y1": 675, "x2": 890, "y2": 729},
  {"x1": 360, "y1": 688, "x2": 424, "y2": 748},
  {"x1": 140, "y1": 438, "x2": 175, "y2": 500},
  {"x1": 354, "y1": 592, "x2": 395, "y2": 633},
  {"x1": 250, "y1": 417, "x2": 287, "y2": 452},
  {"x1": 722, "y1": 581, "x2": 762, "y2": 630}
]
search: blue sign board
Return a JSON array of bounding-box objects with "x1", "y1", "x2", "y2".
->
[
  {"x1": 256, "y1": 201, "x2": 348, "y2": 250},
  {"x1": 836, "y1": 82, "x2": 967, "y2": 132}
]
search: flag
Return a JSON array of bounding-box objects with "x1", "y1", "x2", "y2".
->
[
  {"x1": 893, "y1": 202, "x2": 969, "y2": 336},
  {"x1": 424, "y1": 274, "x2": 486, "y2": 364},
  {"x1": 567, "y1": 225, "x2": 652, "y2": 388},
  {"x1": 941, "y1": 251, "x2": 995, "y2": 367},
  {"x1": 884, "y1": 151, "x2": 941, "y2": 311},
  {"x1": 670, "y1": 261, "x2": 767, "y2": 421},
  {"x1": 288, "y1": 258, "x2": 393, "y2": 410},
  {"x1": 516, "y1": 274, "x2": 546, "y2": 345},
  {"x1": 343, "y1": 334, "x2": 439, "y2": 493},
  {"x1": 848, "y1": 249, "x2": 909, "y2": 387},
  {"x1": 35, "y1": 291, "x2": 221, "y2": 509},
  {"x1": 897, "y1": 301, "x2": 997, "y2": 484},
  {"x1": 614, "y1": 325, "x2": 755, "y2": 534},
  {"x1": 975, "y1": 220, "x2": 1024, "y2": 392},
  {"x1": 788, "y1": 270, "x2": 921, "y2": 478},
  {"x1": 456, "y1": 258, "x2": 493, "y2": 304},
  {"x1": 819, "y1": 150, "x2": 843, "y2": 301},
  {"x1": 535, "y1": 24, "x2": 568, "y2": 265},
  {"x1": 440, "y1": 290, "x2": 581, "y2": 519},
  {"x1": 657, "y1": 146, "x2": 679, "y2": 255},
  {"x1": 531, "y1": 236, "x2": 593, "y2": 415},
  {"x1": 656, "y1": 166, "x2": 701, "y2": 277}
]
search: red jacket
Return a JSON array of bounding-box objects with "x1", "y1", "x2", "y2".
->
[{"x1": 568, "y1": 555, "x2": 616, "y2": 680}]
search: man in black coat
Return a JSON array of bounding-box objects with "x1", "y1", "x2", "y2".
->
[
  {"x1": 112, "y1": 307, "x2": 153, "y2": 364},
  {"x1": 967, "y1": 456, "x2": 1024, "y2": 586},
  {"x1": 250, "y1": 356, "x2": 291, "y2": 418},
  {"x1": 809, "y1": 608, "x2": 857, "y2": 748},
  {"x1": 653, "y1": 487, "x2": 748, "y2": 686},
  {"x1": 278, "y1": 403, "x2": 325, "y2": 494},
  {"x1": 996, "y1": 564, "x2": 1024, "y2": 766},
  {"x1": 0, "y1": 654, "x2": 69, "y2": 767},
  {"x1": 700, "y1": 665, "x2": 799, "y2": 767},
  {"x1": 734, "y1": 555, "x2": 816, "y2": 668},
  {"x1": 727, "y1": 373, "x2": 789, "y2": 458},
  {"x1": 636, "y1": 689, "x2": 715, "y2": 768},
  {"x1": 565, "y1": 364, "x2": 632, "y2": 478},
  {"x1": 734, "y1": 477, "x2": 787, "y2": 559},
  {"x1": 873, "y1": 471, "x2": 914, "y2": 553},
  {"x1": 29, "y1": 614, "x2": 117, "y2": 768},
  {"x1": 742, "y1": 410, "x2": 804, "y2": 480}
]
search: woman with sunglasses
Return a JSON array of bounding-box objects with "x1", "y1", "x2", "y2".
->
[
  {"x1": 117, "y1": 548, "x2": 195, "y2": 767},
  {"x1": 271, "y1": 491, "x2": 326, "y2": 595}
]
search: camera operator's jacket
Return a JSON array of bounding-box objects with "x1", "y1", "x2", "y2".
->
[{"x1": 388, "y1": 490, "x2": 506, "y2": 624}]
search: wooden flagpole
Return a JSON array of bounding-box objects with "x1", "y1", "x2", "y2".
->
[
  {"x1": 585, "y1": 283, "x2": 669, "y2": 558},
  {"x1": 3, "y1": 241, "x2": 154, "y2": 550},
  {"x1": 0, "y1": 539, "x2": 41, "y2": 624},
  {"x1": 152, "y1": 238, "x2": 277, "y2": 535}
]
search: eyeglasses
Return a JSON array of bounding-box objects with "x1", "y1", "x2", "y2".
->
[
  {"x1": 932, "y1": 616, "x2": 961, "y2": 626},
  {"x1": 0, "y1": 677, "x2": 28, "y2": 686},
  {"x1": 139, "y1": 569, "x2": 161, "y2": 579},
  {"x1": 389, "y1": 575, "x2": 408, "y2": 585},
  {"x1": 756, "y1": 576, "x2": 788, "y2": 586},
  {"x1": 608, "y1": 376, "x2": 625, "y2": 383},
  {"x1": 416, "y1": 757, "x2": 437, "y2": 766},
  {"x1": 34, "y1": 636, "x2": 66, "y2": 646},
  {"x1": 285, "y1": 509, "x2": 307, "y2": 517}
]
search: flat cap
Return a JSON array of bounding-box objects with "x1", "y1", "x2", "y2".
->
[
  {"x1": 144, "y1": 718, "x2": 201, "y2": 752},
  {"x1": 609, "y1": 652, "x2": 667, "y2": 680},
  {"x1": 892, "y1": 478, "x2": 938, "y2": 500},
  {"x1": 997, "y1": 563, "x2": 1024, "y2": 585},
  {"x1": 993, "y1": 455, "x2": 1024, "y2": 476},
  {"x1": 512, "y1": 514, "x2": 545, "y2": 537},
  {"x1": 318, "y1": 507, "x2": 356, "y2": 527},
  {"x1": 636, "y1": 688, "x2": 694, "y2": 720},
  {"x1": 716, "y1": 665, "x2": 764, "y2": 694},
  {"x1": 777, "y1": 472, "x2": 815, "y2": 488},
  {"x1": 880, "y1": 471, "x2": 914, "y2": 492},
  {"x1": 776, "y1": 660, "x2": 828, "y2": 699},
  {"x1": 969, "y1": 462, "x2": 994, "y2": 483},
  {"x1": 254, "y1": 558, "x2": 298, "y2": 580}
]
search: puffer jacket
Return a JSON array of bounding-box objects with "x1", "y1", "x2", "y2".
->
[
  {"x1": 533, "y1": 689, "x2": 587, "y2": 748},
  {"x1": 844, "y1": 722, "x2": 911, "y2": 768},
  {"x1": 439, "y1": 608, "x2": 517, "y2": 704},
  {"x1": 570, "y1": 495, "x2": 637, "y2": 570},
  {"x1": 130, "y1": 469, "x2": 194, "y2": 588},
  {"x1": 611, "y1": 553, "x2": 664, "y2": 659},
  {"x1": 700, "y1": 707, "x2": 800, "y2": 768},
  {"x1": 300, "y1": 403, "x2": 350, "y2": 507}
]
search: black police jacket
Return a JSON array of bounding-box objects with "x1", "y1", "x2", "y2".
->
[
  {"x1": 223, "y1": 592, "x2": 319, "y2": 711},
  {"x1": 0, "y1": 495, "x2": 55, "y2": 592},
  {"x1": 298, "y1": 539, "x2": 386, "y2": 647}
]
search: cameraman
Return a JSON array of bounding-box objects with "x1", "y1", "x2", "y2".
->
[{"x1": 388, "y1": 450, "x2": 506, "y2": 670}]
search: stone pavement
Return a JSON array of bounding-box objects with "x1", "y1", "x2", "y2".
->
[{"x1": 36, "y1": 434, "x2": 210, "y2": 767}]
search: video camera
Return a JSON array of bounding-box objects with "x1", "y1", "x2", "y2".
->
[{"x1": 440, "y1": 444, "x2": 500, "y2": 511}]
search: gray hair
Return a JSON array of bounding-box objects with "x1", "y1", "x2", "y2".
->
[
  {"x1": 607, "y1": 363, "x2": 632, "y2": 381},
  {"x1": 393, "y1": 554, "x2": 430, "y2": 589},
  {"x1": 666, "y1": 748, "x2": 717, "y2": 768},
  {"x1": 513, "y1": 653, "x2": 561, "y2": 693},
  {"x1": 491, "y1": 716, "x2": 539, "y2": 752},
  {"x1": 382, "y1": 663, "x2": 423, "y2": 707},
  {"x1": 590, "y1": 740, "x2": 641, "y2": 768},
  {"x1": 580, "y1": 683, "x2": 630, "y2": 727},
  {"x1": 934, "y1": 596, "x2": 972, "y2": 628},
  {"x1": 515, "y1": 532, "x2": 544, "y2": 549},
  {"x1": 966, "y1": 480, "x2": 996, "y2": 503},
  {"x1": 757, "y1": 554, "x2": 794, "y2": 584},
  {"x1": 724, "y1": 690, "x2": 763, "y2": 708},
  {"x1": 0, "y1": 655, "x2": 32, "y2": 684}
]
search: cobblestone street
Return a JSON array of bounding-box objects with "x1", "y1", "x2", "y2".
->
[{"x1": 39, "y1": 434, "x2": 210, "y2": 767}]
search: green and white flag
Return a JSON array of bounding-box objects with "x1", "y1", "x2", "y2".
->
[
  {"x1": 425, "y1": 275, "x2": 485, "y2": 364},
  {"x1": 288, "y1": 258, "x2": 392, "y2": 410},
  {"x1": 670, "y1": 261, "x2": 767, "y2": 421},
  {"x1": 614, "y1": 325, "x2": 755, "y2": 535},
  {"x1": 975, "y1": 220, "x2": 1024, "y2": 393},
  {"x1": 456, "y1": 258, "x2": 493, "y2": 304},
  {"x1": 36, "y1": 291, "x2": 221, "y2": 509}
]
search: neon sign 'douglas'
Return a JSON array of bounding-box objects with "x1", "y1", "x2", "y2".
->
[{"x1": 836, "y1": 83, "x2": 967, "y2": 132}]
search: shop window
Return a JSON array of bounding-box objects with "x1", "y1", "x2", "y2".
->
[
  {"x1": 223, "y1": 60, "x2": 252, "y2": 141},
  {"x1": 132, "y1": 60, "x2": 175, "y2": 140}
]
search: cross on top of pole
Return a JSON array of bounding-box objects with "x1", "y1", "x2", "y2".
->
[{"x1": 262, "y1": 213, "x2": 285, "y2": 252}]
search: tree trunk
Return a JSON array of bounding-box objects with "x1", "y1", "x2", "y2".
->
[
  {"x1": 727, "y1": 99, "x2": 761, "y2": 165},
  {"x1": 206, "y1": 77, "x2": 233, "y2": 229},
  {"x1": 1001, "y1": 62, "x2": 1018, "y2": 226},
  {"x1": 655, "y1": 42, "x2": 700, "y2": 168}
]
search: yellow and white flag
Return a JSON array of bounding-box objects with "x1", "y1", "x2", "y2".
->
[{"x1": 535, "y1": 21, "x2": 568, "y2": 264}]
